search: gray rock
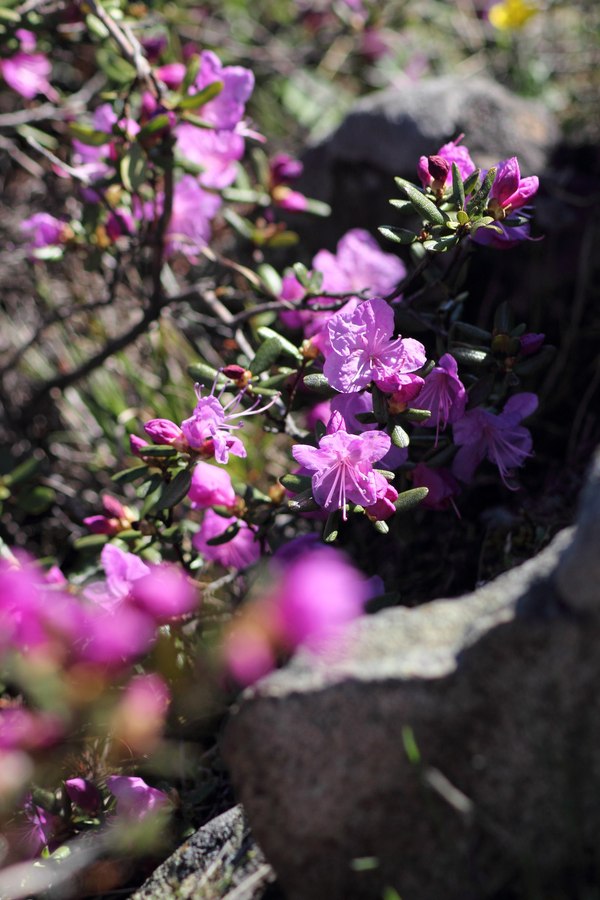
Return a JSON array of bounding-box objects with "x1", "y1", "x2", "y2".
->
[
  {"x1": 131, "y1": 805, "x2": 277, "y2": 900},
  {"x1": 224, "y1": 452, "x2": 600, "y2": 900},
  {"x1": 555, "y1": 450, "x2": 600, "y2": 613}
]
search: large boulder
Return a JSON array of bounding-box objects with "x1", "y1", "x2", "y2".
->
[{"x1": 223, "y1": 451, "x2": 600, "y2": 900}]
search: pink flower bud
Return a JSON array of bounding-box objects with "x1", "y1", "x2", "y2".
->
[{"x1": 143, "y1": 418, "x2": 187, "y2": 448}]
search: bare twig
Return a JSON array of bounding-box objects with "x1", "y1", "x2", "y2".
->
[
  {"x1": 79, "y1": 0, "x2": 162, "y2": 97},
  {"x1": 0, "y1": 72, "x2": 106, "y2": 130}
]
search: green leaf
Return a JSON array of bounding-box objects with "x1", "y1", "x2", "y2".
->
[
  {"x1": 462, "y1": 170, "x2": 481, "y2": 196},
  {"x1": 402, "y1": 725, "x2": 421, "y2": 765},
  {"x1": 373, "y1": 519, "x2": 389, "y2": 534},
  {"x1": 120, "y1": 142, "x2": 147, "y2": 193},
  {"x1": 257, "y1": 326, "x2": 302, "y2": 361},
  {"x1": 401, "y1": 408, "x2": 432, "y2": 422},
  {"x1": 303, "y1": 373, "x2": 332, "y2": 395},
  {"x1": 422, "y1": 234, "x2": 459, "y2": 253},
  {"x1": 18, "y1": 485, "x2": 55, "y2": 515},
  {"x1": 257, "y1": 264, "x2": 282, "y2": 296},
  {"x1": 450, "y1": 347, "x2": 493, "y2": 369},
  {"x1": 5, "y1": 456, "x2": 40, "y2": 487},
  {"x1": 394, "y1": 487, "x2": 429, "y2": 513},
  {"x1": 323, "y1": 511, "x2": 340, "y2": 543},
  {"x1": 372, "y1": 385, "x2": 389, "y2": 424},
  {"x1": 154, "y1": 469, "x2": 192, "y2": 511},
  {"x1": 390, "y1": 424, "x2": 410, "y2": 449},
  {"x1": 250, "y1": 337, "x2": 282, "y2": 375},
  {"x1": 177, "y1": 80, "x2": 223, "y2": 111},
  {"x1": 388, "y1": 199, "x2": 413, "y2": 212},
  {"x1": 179, "y1": 112, "x2": 212, "y2": 129},
  {"x1": 287, "y1": 489, "x2": 319, "y2": 513},
  {"x1": 138, "y1": 114, "x2": 171, "y2": 138},
  {"x1": 187, "y1": 361, "x2": 221, "y2": 386},
  {"x1": 74, "y1": 533, "x2": 110, "y2": 550},
  {"x1": 466, "y1": 166, "x2": 497, "y2": 217},
  {"x1": 279, "y1": 473, "x2": 313, "y2": 493},
  {"x1": 394, "y1": 178, "x2": 446, "y2": 226},
  {"x1": 0, "y1": 7, "x2": 20, "y2": 21},
  {"x1": 292, "y1": 262, "x2": 310, "y2": 286},
  {"x1": 378, "y1": 226, "x2": 416, "y2": 245},
  {"x1": 205, "y1": 521, "x2": 241, "y2": 546},
  {"x1": 113, "y1": 464, "x2": 148, "y2": 484},
  {"x1": 136, "y1": 444, "x2": 179, "y2": 458},
  {"x1": 68, "y1": 123, "x2": 109, "y2": 146},
  {"x1": 450, "y1": 162, "x2": 466, "y2": 210}
]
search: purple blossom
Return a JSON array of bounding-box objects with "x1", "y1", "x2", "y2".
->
[
  {"x1": 452, "y1": 393, "x2": 538, "y2": 487},
  {"x1": 411, "y1": 463, "x2": 461, "y2": 511},
  {"x1": 417, "y1": 136, "x2": 476, "y2": 189},
  {"x1": 165, "y1": 175, "x2": 222, "y2": 259},
  {"x1": 188, "y1": 461, "x2": 236, "y2": 509},
  {"x1": 412, "y1": 352, "x2": 467, "y2": 442},
  {"x1": 65, "y1": 778, "x2": 101, "y2": 815},
  {"x1": 519, "y1": 332, "x2": 545, "y2": 356},
  {"x1": 323, "y1": 298, "x2": 426, "y2": 394},
  {"x1": 329, "y1": 393, "x2": 408, "y2": 469},
  {"x1": 189, "y1": 51, "x2": 254, "y2": 131},
  {"x1": 143, "y1": 418, "x2": 187, "y2": 448},
  {"x1": 193, "y1": 510, "x2": 261, "y2": 569},
  {"x1": 0, "y1": 34, "x2": 58, "y2": 101},
  {"x1": 292, "y1": 420, "x2": 391, "y2": 519},
  {"x1": 174, "y1": 126, "x2": 246, "y2": 189},
  {"x1": 279, "y1": 229, "x2": 406, "y2": 347},
  {"x1": 130, "y1": 565, "x2": 198, "y2": 622},
  {"x1": 274, "y1": 547, "x2": 370, "y2": 651},
  {"x1": 155, "y1": 62, "x2": 186, "y2": 89},
  {"x1": 473, "y1": 157, "x2": 539, "y2": 249},
  {"x1": 106, "y1": 776, "x2": 170, "y2": 822},
  {"x1": 22, "y1": 798, "x2": 60, "y2": 856},
  {"x1": 20, "y1": 213, "x2": 69, "y2": 259}
]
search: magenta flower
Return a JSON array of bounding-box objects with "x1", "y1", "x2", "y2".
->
[
  {"x1": 83, "y1": 494, "x2": 130, "y2": 536},
  {"x1": 473, "y1": 157, "x2": 539, "y2": 248},
  {"x1": 143, "y1": 418, "x2": 187, "y2": 448},
  {"x1": 417, "y1": 136, "x2": 476, "y2": 189},
  {"x1": 165, "y1": 175, "x2": 222, "y2": 259},
  {"x1": 130, "y1": 565, "x2": 198, "y2": 622},
  {"x1": 188, "y1": 461, "x2": 236, "y2": 509},
  {"x1": 452, "y1": 393, "x2": 538, "y2": 486},
  {"x1": 65, "y1": 778, "x2": 101, "y2": 815},
  {"x1": 412, "y1": 353, "x2": 467, "y2": 443},
  {"x1": 106, "y1": 776, "x2": 170, "y2": 822},
  {"x1": 329, "y1": 393, "x2": 408, "y2": 469},
  {"x1": 519, "y1": 332, "x2": 545, "y2": 356},
  {"x1": 80, "y1": 605, "x2": 155, "y2": 667},
  {"x1": 411, "y1": 463, "x2": 461, "y2": 511},
  {"x1": 20, "y1": 213, "x2": 68, "y2": 257},
  {"x1": 323, "y1": 298, "x2": 426, "y2": 393},
  {"x1": 279, "y1": 229, "x2": 406, "y2": 347},
  {"x1": 0, "y1": 32, "x2": 58, "y2": 102},
  {"x1": 193, "y1": 509, "x2": 261, "y2": 569},
  {"x1": 292, "y1": 421, "x2": 391, "y2": 519},
  {"x1": 22, "y1": 798, "x2": 60, "y2": 856},
  {"x1": 155, "y1": 62, "x2": 186, "y2": 89},
  {"x1": 175, "y1": 126, "x2": 246, "y2": 189},
  {"x1": 189, "y1": 51, "x2": 254, "y2": 131}
]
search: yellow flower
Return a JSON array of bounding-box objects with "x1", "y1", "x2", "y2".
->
[{"x1": 488, "y1": 0, "x2": 539, "y2": 30}]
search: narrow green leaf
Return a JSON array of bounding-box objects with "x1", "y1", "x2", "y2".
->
[
  {"x1": 401, "y1": 408, "x2": 431, "y2": 422},
  {"x1": 138, "y1": 114, "x2": 171, "y2": 138},
  {"x1": 394, "y1": 178, "x2": 445, "y2": 226},
  {"x1": 373, "y1": 519, "x2": 389, "y2": 534},
  {"x1": 68, "y1": 123, "x2": 109, "y2": 146},
  {"x1": 120, "y1": 142, "x2": 146, "y2": 193},
  {"x1": 466, "y1": 166, "x2": 497, "y2": 216},
  {"x1": 287, "y1": 489, "x2": 319, "y2": 512},
  {"x1": 177, "y1": 80, "x2": 223, "y2": 111},
  {"x1": 187, "y1": 361, "x2": 221, "y2": 386},
  {"x1": 378, "y1": 226, "x2": 416, "y2": 245},
  {"x1": 74, "y1": 533, "x2": 110, "y2": 550},
  {"x1": 323, "y1": 511, "x2": 340, "y2": 543},
  {"x1": 450, "y1": 347, "x2": 493, "y2": 368},
  {"x1": 113, "y1": 464, "x2": 148, "y2": 484},
  {"x1": 250, "y1": 337, "x2": 283, "y2": 375},
  {"x1": 136, "y1": 444, "x2": 179, "y2": 458},
  {"x1": 394, "y1": 487, "x2": 429, "y2": 513},
  {"x1": 257, "y1": 326, "x2": 302, "y2": 361},
  {"x1": 292, "y1": 262, "x2": 310, "y2": 286},
  {"x1": 5, "y1": 456, "x2": 40, "y2": 487},
  {"x1": 462, "y1": 169, "x2": 481, "y2": 196},
  {"x1": 451, "y1": 162, "x2": 465, "y2": 210},
  {"x1": 388, "y1": 199, "x2": 413, "y2": 212},
  {"x1": 154, "y1": 469, "x2": 192, "y2": 511},
  {"x1": 372, "y1": 385, "x2": 389, "y2": 424},
  {"x1": 279, "y1": 473, "x2": 313, "y2": 493},
  {"x1": 205, "y1": 521, "x2": 241, "y2": 546}
]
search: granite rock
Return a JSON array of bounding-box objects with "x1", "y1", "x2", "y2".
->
[{"x1": 224, "y1": 451, "x2": 600, "y2": 900}]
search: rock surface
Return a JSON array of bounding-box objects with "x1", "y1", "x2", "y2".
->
[
  {"x1": 296, "y1": 75, "x2": 558, "y2": 247},
  {"x1": 223, "y1": 451, "x2": 600, "y2": 900},
  {"x1": 131, "y1": 805, "x2": 279, "y2": 900}
]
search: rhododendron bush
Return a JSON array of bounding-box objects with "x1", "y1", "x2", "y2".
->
[{"x1": 0, "y1": 0, "x2": 572, "y2": 892}]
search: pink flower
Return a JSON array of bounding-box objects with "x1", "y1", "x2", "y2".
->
[
  {"x1": 106, "y1": 776, "x2": 170, "y2": 822},
  {"x1": 417, "y1": 136, "x2": 476, "y2": 189},
  {"x1": 189, "y1": 51, "x2": 254, "y2": 131},
  {"x1": 130, "y1": 565, "x2": 198, "y2": 622},
  {"x1": 280, "y1": 229, "x2": 406, "y2": 346},
  {"x1": 452, "y1": 393, "x2": 538, "y2": 487},
  {"x1": 193, "y1": 510, "x2": 261, "y2": 569},
  {"x1": 323, "y1": 298, "x2": 426, "y2": 394},
  {"x1": 22, "y1": 798, "x2": 60, "y2": 856},
  {"x1": 329, "y1": 393, "x2": 407, "y2": 469},
  {"x1": 175, "y1": 126, "x2": 246, "y2": 189},
  {"x1": 188, "y1": 461, "x2": 236, "y2": 509},
  {"x1": 0, "y1": 43, "x2": 58, "y2": 101},
  {"x1": 411, "y1": 463, "x2": 460, "y2": 511},
  {"x1": 143, "y1": 418, "x2": 187, "y2": 448},
  {"x1": 165, "y1": 175, "x2": 222, "y2": 259},
  {"x1": 155, "y1": 62, "x2": 186, "y2": 89},
  {"x1": 274, "y1": 547, "x2": 370, "y2": 651},
  {"x1": 65, "y1": 778, "x2": 101, "y2": 815},
  {"x1": 111, "y1": 674, "x2": 171, "y2": 754},
  {"x1": 83, "y1": 495, "x2": 130, "y2": 535},
  {"x1": 473, "y1": 157, "x2": 539, "y2": 248},
  {"x1": 20, "y1": 213, "x2": 68, "y2": 255},
  {"x1": 292, "y1": 418, "x2": 391, "y2": 519},
  {"x1": 412, "y1": 353, "x2": 467, "y2": 443}
]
